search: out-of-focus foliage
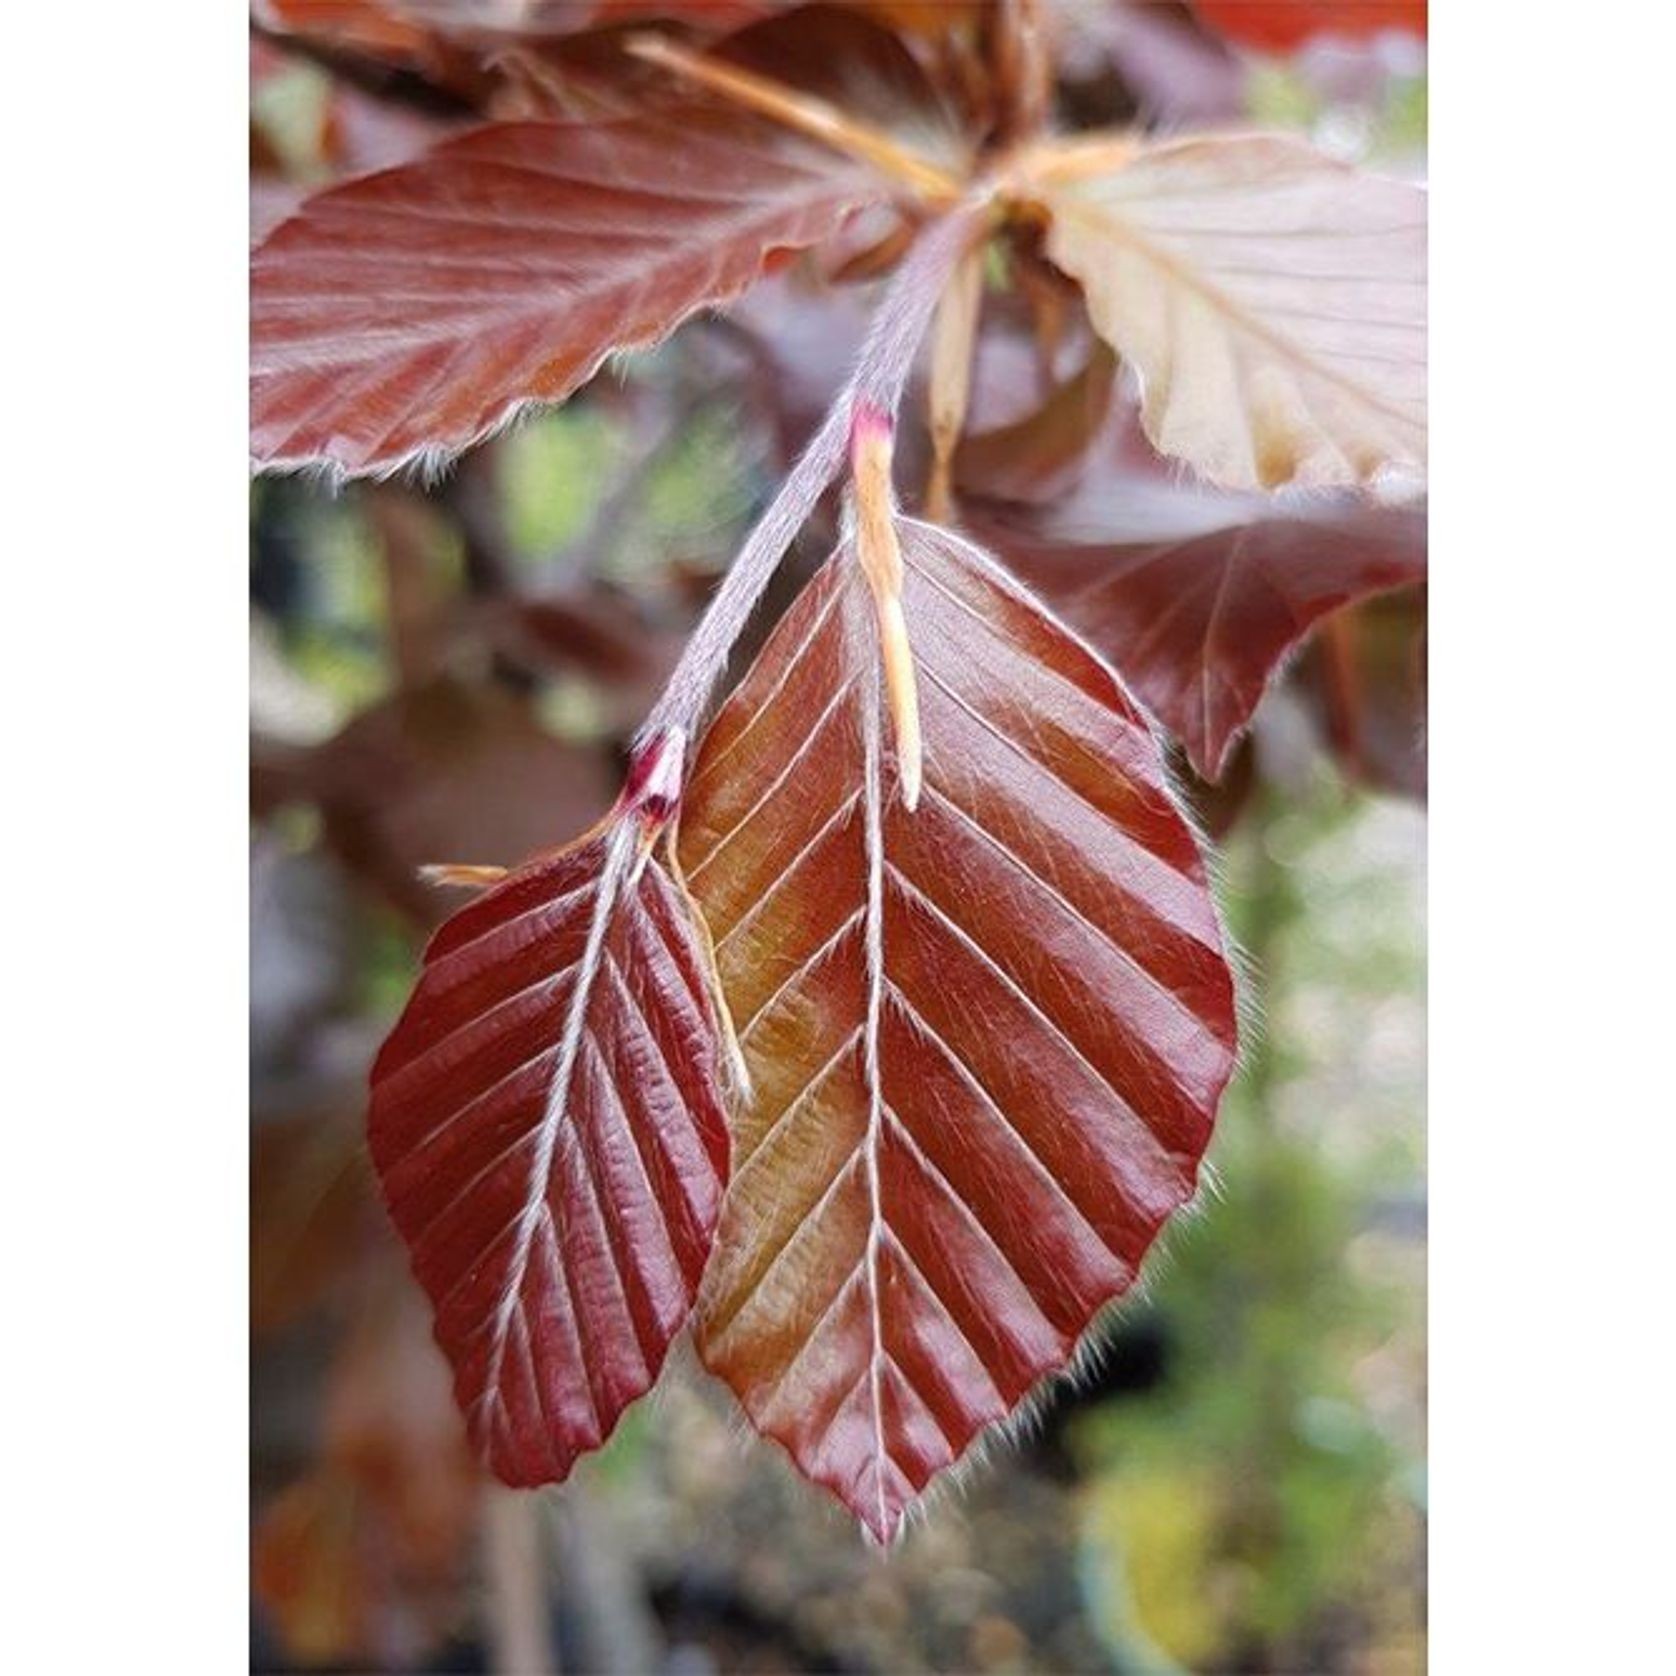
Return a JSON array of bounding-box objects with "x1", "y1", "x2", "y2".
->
[{"x1": 1074, "y1": 782, "x2": 1425, "y2": 1674}]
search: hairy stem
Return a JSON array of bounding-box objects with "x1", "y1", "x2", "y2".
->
[{"x1": 637, "y1": 196, "x2": 994, "y2": 749}]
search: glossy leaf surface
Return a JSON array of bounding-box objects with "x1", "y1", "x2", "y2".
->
[
  {"x1": 1037, "y1": 134, "x2": 1426, "y2": 491},
  {"x1": 252, "y1": 111, "x2": 885, "y2": 473},
  {"x1": 975, "y1": 484, "x2": 1426, "y2": 779},
  {"x1": 678, "y1": 521, "x2": 1237, "y2": 1542},
  {"x1": 369, "y1": 821, "x2": 730, "y2": 1485}
]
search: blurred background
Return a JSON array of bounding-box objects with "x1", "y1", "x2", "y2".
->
[{"x1": 251, "y1": 7, "x2": 1425, "y2": 1672}]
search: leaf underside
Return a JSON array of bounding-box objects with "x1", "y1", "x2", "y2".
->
[
  {"x1": 677, "y1": 520, "x2": 1238, "y2": 1543},
  {"x1": 368, "y1": 824, "x2": 729, "y2": 1486},
  {"x1": 1042, "y1": 134, "x2": 1426, "y2": 492},
  {"x1": 251, "y1": 109, "x2": 885, "y2": 474}
]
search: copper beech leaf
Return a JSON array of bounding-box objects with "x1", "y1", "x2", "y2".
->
[
  {"x1": 677, "y1": 520, "x2": 1238, "y2": 1543},
  {"x1": 1034, "y1": 134, "x2": 1425, "y2": 491},
  {"x1": 252, "y1": 110, "x2": 887, "y2": 474},
  {"x1": 973, "y1": 485, "x2": 1426, "y2": 780},
  {"x1": 368, "y1": 816, "x2": 730, "y2": 1485}
]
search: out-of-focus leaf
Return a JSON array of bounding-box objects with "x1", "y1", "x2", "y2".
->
[
  {"x1": 252, "y1": 1108, "x2": 373, "y2": 1333},
  {"x1": 1192, "y1": 1, "x2": 1426, "y2": 54},
  {"x1": 1033, "y1": 134, "x2": 1425, "y2": 491},
  {"x1": 254, "y1": 1474, "x2": 378, "y2": 1665},
  {"x1": 253, "y1": 32, "x2": 460, "y2": 178},
  {"x1": 456, "y1": 0, "x2": 981, "y2": 43},
  {"x1": 257, "y1": 0, "x2": 444, "y2": 65},
  {"x1": 253, "y1": 0, "x2": 488, "y2": 96},
  {"x1": 312, "y1": 676, "x2": 618, "y2": 923},
  {"x1": 323, "y1": 1282, "x2": 480, "y2": 1558},
  {"x1": 253, "y1": 1282, "x2": 478, "y2": 1667},
  {"x1": 677, "y1": 520, "x2": 1237, "y2": 1543},
  {"x1": 369, "y1": 819, "x2": 731, "y2": 1486},
  {"x1": 711, "y1": 2, "x2": 971, "y2": 170},
  {"x1": 974, "y1": 482, "x2": 1425, "y2": 779},
  {"x1": 1174, "y1": 735, "x2": 1257, "y2": 839},
  {"x1": 480, "y1": 1, "x2": 979, "y2": 123},
  {"x1": 397, "y1": 0, "x2": 789, "y2": 37},
  {"x1": 1059, "y1": 0, "x2": 1245, "y2": 128},
  {"x1": 1298, "y1": 584, "x2": 1426, "y2": 796},
  {"x1": 472, "y1": 589, "x2": 675, "y2": 683},
  {"x1": 954, "y1": 340, "x2": 1120, "y2": 504},
  {"x1": 252, "y1": 110, "x2": 889, "y2": 474}
]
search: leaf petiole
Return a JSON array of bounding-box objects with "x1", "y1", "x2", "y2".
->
[{"x1": 636, "y1": 197, "x2": 994, "y2": 751}]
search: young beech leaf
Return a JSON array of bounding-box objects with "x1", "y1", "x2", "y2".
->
[
  {"x1": 972, "y1": 485, "x2": 1426, "y2": 781},
  {"x1": 1034, "y1": 134, "x2": 1425, "y2": 491},
  {"x1": 367, "y1": 814, "x2": 730, "y2": 1486},
  {"x1": 676, "y1": 520, "x2": 1238, "y2": 1544},
  {"x1": 252, "y1": 109, "x2": 888, "y2": 475}
]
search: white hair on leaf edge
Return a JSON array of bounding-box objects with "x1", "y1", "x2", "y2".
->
[
  {"x1": 249, "y1": 390, "x2": 553, "y2": 494},
  {"x1": 248, "y1": 170, "x2": 893, "y2": 489}
]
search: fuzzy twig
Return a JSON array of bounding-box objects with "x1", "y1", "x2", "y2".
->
[{"x1": 636, "y1": 195, "x2": 995, "y2": 750}]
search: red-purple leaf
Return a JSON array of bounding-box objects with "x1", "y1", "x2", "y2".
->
[
  {"x1": 368, "y1": 817, "x2": 730, "y2": 1485},
  {"x1": 252, "y1": 110, "x2": 888, "y2": 474},
  {"x1": 676, "y1": 520, "x2": 1237, "y2": 1543},
  {"x1": 975, "y1": 484, "x2": 1426, "y2": 780}
]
